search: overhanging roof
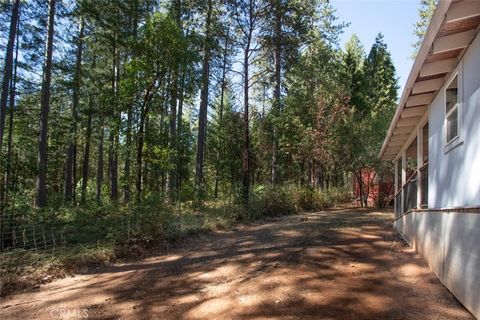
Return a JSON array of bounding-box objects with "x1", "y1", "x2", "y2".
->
[{"x1": 379, "y1": 0, "x2": 480, "y2": 160}]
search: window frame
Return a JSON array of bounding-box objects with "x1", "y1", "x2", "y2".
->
[
  {"x1": 445, "y1": 76, "x2": 459, "y2": 143},
  {"x1": 444, "y1": 67, "x2": 463, "y2": 153}
]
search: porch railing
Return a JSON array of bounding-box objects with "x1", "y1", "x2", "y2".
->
[
  {"x1": 394, "y1": 163, "x2": 428, "y2": 218},
  {"x1": 395, "y1": 192, "x2": 402, "y2": 219},
  {"x1": 420, "y1": 163, "x2": 428, "y2": 208},
  {"x1": 403, "y1": 172, "x2": 417, "y2": 213}
]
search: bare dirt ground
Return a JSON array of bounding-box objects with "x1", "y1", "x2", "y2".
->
[{"x1": 0, "y1": 207, "x2": 474, "y2": 320}]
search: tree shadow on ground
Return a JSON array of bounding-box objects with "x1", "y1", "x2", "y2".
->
[{"x1": 0, "y1": 208, "x2": 474, "y2": 320}]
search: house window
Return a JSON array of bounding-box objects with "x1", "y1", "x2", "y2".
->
[{"x1": 445, "y1": 75, "x2": 459, "y2": 144}]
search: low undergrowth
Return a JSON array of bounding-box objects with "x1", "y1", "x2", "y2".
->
[{"x1": 0, "y1": 186, "x2": 350, "y2": 297}]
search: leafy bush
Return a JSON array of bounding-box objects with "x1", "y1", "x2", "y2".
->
[
  {"x1": 291, "y1": 187, "x2": 323, "y2": 211},
  {"x1": 325, "y1": 187, "x2": 352, "y2": 205},
  {"x1": 0, "y1": 250, "x2": 28, "y2": 296},
  {"x1": 61, "y1": 245, "x2": 116, "y2": 271},
  {"x1": 253, "y1": 185, "x2": 351, "y2": 214},
  {"x1": 251, "y1": 187, "x2": 298, "y2": 218}
]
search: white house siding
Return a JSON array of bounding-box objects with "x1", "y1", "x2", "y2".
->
[
  {"x1": 394, "y1": 32, "x2": 480, "y2": 319},
  {"x1": 393, "y1": 212, "x2": 444, "y2": 281},
  {"x1": 443, "y1": 212, "x2": 480, "y2": 319},
  {"x1": 428, "y1": 32, "x2": 480, "y2": 209},
  {"x1": 394, "y1": 211, "x2": 480, "y2": 319}
]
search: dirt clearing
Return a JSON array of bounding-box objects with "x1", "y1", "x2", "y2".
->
[{"x1": 0, "y1": 207, "x2": 473, "y2": 319}]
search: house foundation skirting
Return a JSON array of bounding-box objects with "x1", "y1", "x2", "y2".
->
[{"x1": 394, "y1": 210, "x2": 480, "y2": 319}]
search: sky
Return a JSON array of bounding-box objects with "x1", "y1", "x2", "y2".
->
[{"x1": 331, "y1": 0, "x2": 421, "y2": 96}]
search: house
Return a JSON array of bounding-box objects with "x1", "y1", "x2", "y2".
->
[{"x1": 379, "y1": 1, "x2": 480, "y2": 318}]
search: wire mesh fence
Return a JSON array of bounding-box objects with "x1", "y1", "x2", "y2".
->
[
  {"x1": 1, "y1": 225, "x2": 67, "y2": 253},
  {"x1": 0, "y1": 203, "x2": 207, "y2": 297},
  {"x1": 0, "y1": 204, "x2": 201, "y2": 254},
  {"x1": 0, "y1": 213, "x2": 131, "y2": 254}
]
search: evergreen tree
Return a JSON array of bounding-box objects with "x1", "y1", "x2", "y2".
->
[
  {"x1": 36, "y1": 0, "x2": 56, "y2": 208},
  {"x1": 207, "y1": 86, "x2": 243, "y2": 196},
  {"x1": 260, "y1": 0, "x2": 318, "y2": 185},
  {"x1": 195, "y1": 0, "x2": 214, "y2": 198},
  {"x1": 412, "y1": 0, "x2": 437, "y2": 57},
  {"x1": 0, "y1": 0, "x2": 20, "y2": 155}
]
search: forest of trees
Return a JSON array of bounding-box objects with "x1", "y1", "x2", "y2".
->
[{"x1": 0, "y1": 0, "x2": 398, "y2": 251}]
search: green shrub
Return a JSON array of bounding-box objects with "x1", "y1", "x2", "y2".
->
[
  {"x1": 325, "y1": 187, "x2": 352, "y2": 205},
  {"x1": 291, "y1": 187, "x2": 322, "y2": 211},
  {"x1": 283, "y1": 185, "x2": 351, "y2": 212},
  {"x1": 61, "y1": 245, "x2": 116, "y2": 270},
  {"x1": 252, "y1": 187, "x2": 298, "y2": 218}
]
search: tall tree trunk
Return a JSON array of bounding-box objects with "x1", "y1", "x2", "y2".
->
[
  {"x1": 143, "y1": 114, "x2": 151, "y2": 192},
  {"x1": 80, "y1": 109, "x2": 92, "y2": 204},
  {"x1": 160, "y1": 103, "x2": 166, "y2": 197},
  {"x1": 165, "y1": 0, "x2": 183, "y2": 201},
  {"x1": 195, "y1": 0, "x2": 213, "y2": 198},
  {"x1": 96, "y1": 125, "x2": 104, "y2": 204},
  {"x1": 136, "y1": 91, "x2": 152, "y2": 202},
  {"x1": 36, "y1": 0, "x2": 56, "y2": 208},
  {"x1": 1, "y1": 14, "x2": 20, "y2": 251},
  {"x1": 135, "y1": 105, "x2": 145, "y2": 202},
  {"x1": 65, "y1": 19, "x2": 84, "y2": 204},
  {"x1": 109, "y1": 34, "x2": 119, "y2": 202},
  {"x1": 123, "y1": 0, "x2": 139, "y2": 203},
  {"x1": 356, "y1": 171, "x2": 366, "y2": 208},
  {"x1": 124, "y1": 105, "x2": 132, "y2": 203},
  {"x1": 176, "y1": 13, "x2": 193, "y2": 195},
  {"x1": 176, "y1": 69, "x2": 185, "y2": 193},
  {"x1": 108, "y1": 130, "x2": 118, "y2": 201},
  {"x1": 242, "y1": 27, "x2": 253, "y2": 207},
  {"x1": 0, "y1": 0, "x2": 20, "y2": 155},
  {"x1": 168, "y1": 74, "x2": 178, "y2": 201},
  {"x1": 271, "y1": 0, "x2": 282, "y2": 186},
  {"x1": 214, "y1": 29, "x2": 229, "y2": 198}
]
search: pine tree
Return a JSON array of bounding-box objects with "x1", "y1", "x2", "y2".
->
[
  {"x1": 208, "y1": 86, "x2": 243, "y2": 196},
  {"x1": 364, "y1": 33, "x2": 398, "y2": 207},
  {"x1": 229, "y1": 0, "x2": 264, "y2": 207},
  {"x1": 36, "y1": 0, "x2": 56, "y2": 208},
  {"x1": 195, "y1": 0, "x2": 214, "y2": 199},
  {"x1": 412, "y1": 0, "x2": 437, "y2": 57},
  {"x1": 64, "y1": 18, "x2": 85, "y2": 204},
  {"x1": 0, "y1": 0, "x2": 20, "y2": 156},
  {"x1": 260, "y1": 0, "x2": 318, "y2": 185}
]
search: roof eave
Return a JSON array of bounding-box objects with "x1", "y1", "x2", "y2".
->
[{"x1": 379, "y1": 0, "x2": 453, "y2": 160}]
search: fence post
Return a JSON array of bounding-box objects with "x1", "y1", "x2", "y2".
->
[
  {"x1": 60, "y1": 228, "x2": 66, "y2": 247},
  {"x1": 51, "y1": 228, "x2": 56, "y2": 254},
  {"x1": 127, "y1": 217, "x2": 130, "y2": 240},
  {"x1": 33, "y1": 226, "x2": 37, "y2": 251},
  {"x1": 23, "y1": 229, "x2": 26, "y2": 249},
  {"x1": 42, "y1": 227, "x2": 47, "y2": 252}
]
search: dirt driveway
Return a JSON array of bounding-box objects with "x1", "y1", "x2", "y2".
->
[{"x1": 0, "y1": 207, "x2": 474, "y2": 320}]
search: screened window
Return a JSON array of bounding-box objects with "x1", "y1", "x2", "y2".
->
[{"x1": 445, "y1": 75, "x2": 459, "y2": 144}]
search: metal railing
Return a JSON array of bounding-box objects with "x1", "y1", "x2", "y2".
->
[
  {"x1": 395, "y1": 191, "x2": 402, "y2": 219},
  {"x1": 420, "y1": 163, "x2": 428, "y2": 208},
  {"x1": 403, "y1": 172, "x2": 417, "y2": 213},
  {"x1": 394, "y1": 163, "x2": 429, "y2": 219}
]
